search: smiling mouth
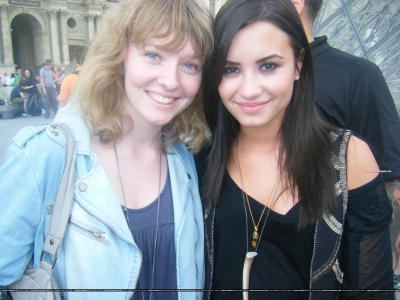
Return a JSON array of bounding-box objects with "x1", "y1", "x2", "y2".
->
[
  {"x1": 235, "y1": 100, "x2": 272, "y2": 113},
  {"x1": 148, "y1": 92, "x2": 176, "y2": 105},
  {"x1": 237, "y1": 100, "x2": 271, "y2": 107}
]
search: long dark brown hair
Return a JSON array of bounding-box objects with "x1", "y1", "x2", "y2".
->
[{"x1": 202, "y1": 0, "x2": 336, "y2": 228}]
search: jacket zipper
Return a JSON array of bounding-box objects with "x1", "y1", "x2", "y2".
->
[
  {"x1": 69, "y1": 220, "x2": 109, "y2": 245},
  {"x1": 73, "y1": 199, "x2": 142, "y2": 293}
]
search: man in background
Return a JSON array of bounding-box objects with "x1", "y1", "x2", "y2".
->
[
  {"x1": 292, "y1": 0, "x2": 400, "y2": 275},
  {"x1": 40, "y1": 59, "x2": 58, "y2": 118},
  {"x1": 58, "y1": 46, "x2": 87, "y2": 107},
  {"x1": 9, "y1": 84, "x2": 26, "y2": 105}
]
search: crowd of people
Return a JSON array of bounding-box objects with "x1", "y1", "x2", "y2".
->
[
  {"x1": 1, "y1": 46, "x2": 87, "y2": 118},
  {"x1": 0, "y1": 0, "x2": 399, "y2": 299},
  {"x1": 0, "y1": 70, "x2": 22, "y2": 87}
]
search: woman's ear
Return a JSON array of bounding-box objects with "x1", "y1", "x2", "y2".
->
[{"x1": 291, "y1": 0, "x2": 306, "y2": 14}]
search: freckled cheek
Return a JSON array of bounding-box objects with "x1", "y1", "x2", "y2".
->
[
  {"x1": 182, "y1": 75, "x2": 202, "y2": 100},
  {"x1": 126, "y1": 66, "x2": 152, "y2": 88}
]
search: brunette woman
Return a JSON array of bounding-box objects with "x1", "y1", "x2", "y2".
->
[
  {"x1": 0, "y1": 0, "x2": 213, "y2": 299},
  {"x1": 196, "y1": 0, "x2": 393, "y2": 299},
  {"x1": 20, "y1": 69, "x2": 39, "y2": 116}
]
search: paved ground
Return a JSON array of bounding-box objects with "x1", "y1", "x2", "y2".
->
[
  {"x1": 0, "y1": 85, "x2": 13, "y2": 100},
  {"x1": 0, "y1": 113, "x2": 55, "y2": 167},
  {"x1": 1, "y1": 84, "x2": 56, "y2": 166}
]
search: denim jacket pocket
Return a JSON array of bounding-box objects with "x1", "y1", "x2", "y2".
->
[{"x1": 69, "y1": 216, "x2": 109, "y2": 245}]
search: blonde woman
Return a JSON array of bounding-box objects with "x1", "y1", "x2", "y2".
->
[{"x1": 0, "y1": 0, "x2": 213, "y2": 299}]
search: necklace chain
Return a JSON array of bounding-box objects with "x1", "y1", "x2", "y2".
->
[
  {"x1": 114, "y1": 145, "x2": 162, "y2": 300},
  {"x1": 237, "y1": 135, "x2": 280, "y2": 249}
]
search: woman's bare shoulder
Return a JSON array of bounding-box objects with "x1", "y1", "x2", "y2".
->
[{"x1": 346, "y1": 135, "x2": 379, "y2": 190}]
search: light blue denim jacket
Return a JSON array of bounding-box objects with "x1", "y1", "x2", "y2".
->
[{"x1": 0, "y1": 104, "x2": 205, "y2": 299}]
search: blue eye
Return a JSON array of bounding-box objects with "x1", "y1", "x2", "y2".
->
[
  {"x1": 184, "y1": 63, "x2": 197, "y2": 70},
  {"x1": 147, "y1": 53, "x2": 159, "y2": 60}
]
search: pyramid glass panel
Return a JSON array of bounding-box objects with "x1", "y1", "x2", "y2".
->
[{"x1": 313, "y1": 0, "x2": 400, "y2": 109}]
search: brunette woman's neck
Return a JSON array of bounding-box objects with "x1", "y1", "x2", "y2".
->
[{"x1": 238, "y1": 126, "x2": 281, "y2": 151}]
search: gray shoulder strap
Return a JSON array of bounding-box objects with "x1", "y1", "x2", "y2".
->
[{"x1": 41, "y1": 122, "x2": 76, "y2": 266}]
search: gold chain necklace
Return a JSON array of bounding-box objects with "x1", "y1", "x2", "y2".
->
[
  {"x1": 237, "y1": 136, "x2": 280, "y2": 248},
  {"x1": 237, "y1": 135, "x2": 282, "y2": 300}
]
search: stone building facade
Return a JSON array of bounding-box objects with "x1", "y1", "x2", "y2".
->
[
  {"x1": 1, "y1": 0, "x2": 398, "y2": 95},
  {"x1": 0, "y1": 0, "x2": 115, "y2": 76},
  {"x1": 0, "y1": 0, "x2": 230, "y2": 76},
  {"x1": 0, "y1": 0, "x2": 228, "y2": 77}
]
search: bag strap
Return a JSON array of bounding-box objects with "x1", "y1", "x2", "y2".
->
[{"x1": 41, "y1": 122, "x2": 76, "y2": 267}]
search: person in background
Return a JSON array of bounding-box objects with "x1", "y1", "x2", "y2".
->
[
  {"x1": 40, "y1": 59, "x2": 58, "y2": 118},
  {"x1": 2, "y1": 74, "x2": 11, "y2": 86},
  {"x1": 0, "y1": 0, "x2": 213, "y2": 299},
  {"x1": 196, "y1": 0, "x2": 394, "y2": 298},
  {"x1": 54, "y1": 68, "x2": 65, "y2": 95},
  {"x1": 291, "y1": 0, "x2": 400, "y2": 275},
  {"x1": 34, "y1": 74, "x2": 44, "y2": 104},
  {"x1": 20, "y1": 70, "x2": 39, "y2": 116},
  {"x1": 12, "y1": 72, "x2": 20, "y2": 86},
  {"x1": 9, "y1": 84, "x2": 26, "y2": 105},
  {"x1": 58, "y1": 46, "x2": 87, "y2": 107}
]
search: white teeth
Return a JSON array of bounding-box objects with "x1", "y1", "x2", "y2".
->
[{"x1": 149, "y1": 92, "x2": 175, "y2": 105}]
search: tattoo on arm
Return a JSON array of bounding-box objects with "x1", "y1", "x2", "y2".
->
[{"x1": 386, "y1": 178, "x2": 400, "y2": 272}]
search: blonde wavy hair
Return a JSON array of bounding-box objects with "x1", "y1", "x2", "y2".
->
[{"x1": 74, "y1": 0, "x2": 214, "y2": 153}]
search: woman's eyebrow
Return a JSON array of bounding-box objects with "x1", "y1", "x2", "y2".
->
[
  {"x1": 225, "y1": 54, "x2": 284, "y2": 66},
  {"x1": 225, "y1": 60, "x2": 240, "y2": 66},
  {"x1": 142, "y1": 42, "x2": 156, "y2": 48},
  {"x1": 256, "y1": 54, "x2": 283, "y2": 63}
]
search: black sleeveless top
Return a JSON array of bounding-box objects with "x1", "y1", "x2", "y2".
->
[{"x1": 211, "y1": 173, "x2": 314, "y2": 300}]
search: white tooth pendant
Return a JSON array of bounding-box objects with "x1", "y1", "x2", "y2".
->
[{"x1": 243, "y1": 251, "x2": 257, "y2": 300}]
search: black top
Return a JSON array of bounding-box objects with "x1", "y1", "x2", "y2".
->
[
  {"x1": 20, "y1": 76, "x2": 39, "y2": 94},
  {"x1": 210, "y1": 172, "x2": 392, "y2": 300},
  {"x1": 126, "y1": 170, "x2": 178, "y2": 300},
  {"x1": 211, "y1": 173, "x2": 313, "y2": 300},
  {"x1": 311, "y1": 36, "x2": 400, "y2": 181}
]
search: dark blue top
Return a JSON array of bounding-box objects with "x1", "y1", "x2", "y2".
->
[
  {"x1": 126, "y1": 170, "x2": 178, "y2": 300},
  {"x1": 9, "y1": 85, "x2": 23, "y2": 102}
]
